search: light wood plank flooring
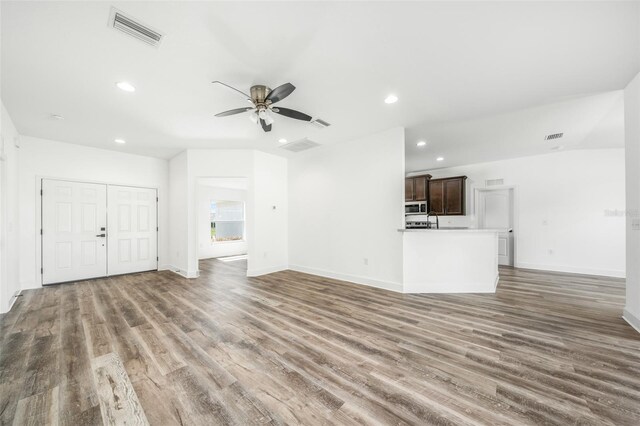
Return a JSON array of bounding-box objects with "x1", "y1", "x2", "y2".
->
[{"x1": 1, "y1": 259, "x2": 639, "y2": 425}]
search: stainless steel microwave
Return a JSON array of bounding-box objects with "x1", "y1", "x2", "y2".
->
[{"x1": 405, "y1": 202, "x2": 426, "y2": 214}]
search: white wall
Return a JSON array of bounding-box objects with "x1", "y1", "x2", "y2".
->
[
  {"x1": 168, "y1": 149, "x2": 288, "y2": 278},
  {"x1": 18, "y1": 136, "x2": 170, "y2": 289},
  {"x1": 0, "y1": 102, "x2": 21, "y2": 313},
  {"x1": 168, "y1": 151, "x2": 188, "y2": 276},
  {"x1": 410, "y1": 149, "x2": 626, "y2": 277},
  {"x1": 197, "y1": 184, "x2": 248, "y2": 259},
  {"x1": 624, "y1": 71, "x2": 640, "y2": 332},
  {"x1": 250, "y1": 151, "x2": 288, "y2": 275},
  {"x1": 288, "y1": 127, "x2": 406, "y2": 291}
]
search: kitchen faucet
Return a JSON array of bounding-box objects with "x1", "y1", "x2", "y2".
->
[{"x1": 426, "y1": 211, "x2": 440, "y2": 229}]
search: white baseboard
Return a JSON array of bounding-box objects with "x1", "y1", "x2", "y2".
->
[
  {"x1": 623, "y1": 309, "x2": 640, "y2": 334},
  {"x1": 247, "y1": 265, "x2": 288, "y2": 277},
  {"x1": 288, "y1": 264, "x2": 403, "y2": 293},
  {"x1": 516, "y1": 262, "x2": 625, "y2": 278},
  {"x1": 1, "y1": 291, "x2": 21, "y2": 314},
  {"x1": 403, "y1": 274, "x2": 499, "y2": 294},
  {"x1": 20, "y1": 281, "x2": 41, "y2": 290},
  {"x1": 164, "y1": 265, "x2": 199, "y2": 279}
]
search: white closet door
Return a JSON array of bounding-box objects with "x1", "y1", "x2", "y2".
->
[
  {"x1": 42, "y1": 179, "x2": 107, "y2": 284},
  {"x1": 107, "y1": 186, "x2": 157, "y2": 275}
]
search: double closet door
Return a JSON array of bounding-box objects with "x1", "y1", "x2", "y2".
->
[{"x1": 41, "y1": 179, "x2": 157, "y2": 285}]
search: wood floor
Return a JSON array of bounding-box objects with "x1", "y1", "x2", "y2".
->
[{"x1": 1, "y1": 260, "x2": 639, "y2": 425}]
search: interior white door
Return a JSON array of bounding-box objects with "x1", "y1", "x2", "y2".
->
[
  {"x1": 479, "y1": 189, "x2": 514, "y2": 266},
  {"x1": 42, "y1": 179, "x2": 107, "y2": 284},
  {"x1": 107, "y1": 185, "x2": 157, "y2": 275}
]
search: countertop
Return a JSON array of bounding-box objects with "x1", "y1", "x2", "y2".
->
[{"x1": 398, "y1": 228, "x2": 507, "y2": 233}]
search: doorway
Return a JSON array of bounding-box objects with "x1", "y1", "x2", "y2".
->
[
  {"x1": 196, "y1": 177, "x2": 248, "y2": 272},
  {"x1": 41, "y1": 179, "x2": 158, "y2": 285},
  {"x1": 477, "y1": 187, "x2": 515, "y2": 266}
]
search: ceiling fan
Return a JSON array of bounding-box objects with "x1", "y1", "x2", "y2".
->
[{"x1": 212, "y1": 81, "x2": 313, "y2": 132}]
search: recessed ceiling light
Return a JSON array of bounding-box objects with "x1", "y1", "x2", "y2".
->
[
  {"x1": 416, "y1": 141, "x2": 427, "y2": 147},
  {"x1": 50, "y1": 114, "x2": 65, "y2": 120},
  {"x1": 278, "y1": 138, "x2": 287, "y2": 144},
  {"x1": 116, "y1": 81, "x2": 136, "y2": 92},
  {"x1": 384, "y1": 94, "x2": 398, "y2": 104},
  {"x1": 436, "y1": 157, "x2": 444, "y2": 162},
  {"x1": 114, "y1": 138, "x2": 126, "y2": 144}
]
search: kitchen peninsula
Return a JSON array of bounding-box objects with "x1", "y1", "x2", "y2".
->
[{"x1": 400, "y1": 228, "x2": 500, "y2": 293}]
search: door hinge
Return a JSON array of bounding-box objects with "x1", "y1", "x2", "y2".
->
[
  {"x1": 40, "y1": 267, "x2": 43, "y2": 274},
  {"x1": 156, "y1": 226, "x2": 159, "y2": 231},
  {"x1": 40, "y1": 189, "x2": 43, "y2": 196},
  {"x1": 156, "y1": 197, "x2": 159, "y2": 202},
  {"x1": 156, "y1": 256, "x2": 159, "y2": 261},
  {"x1": 40, "y1": 229, "x2": 43, "y2": 235}
]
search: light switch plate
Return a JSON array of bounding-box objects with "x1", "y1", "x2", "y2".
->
[{"x1": 632, "y1": 219, "x2": 640, "y2": 231}]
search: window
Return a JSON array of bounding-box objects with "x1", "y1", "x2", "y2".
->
[{"x1": 211, "y1": 200, "x2": 245, "y2": 243}]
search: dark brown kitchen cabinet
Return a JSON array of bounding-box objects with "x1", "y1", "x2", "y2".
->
[
  {"x1": 428, "y1": 176, "x2": 466, "y2": 215},
  {"x1": 405, "y1": 178, "x2": 415, "y2": 202},
  {"x1": 404, "y1": 174, "x2": 431, "y2": 202},
  {"x1": 414, "y1": 177, "x2": 427, "y2": 201}
]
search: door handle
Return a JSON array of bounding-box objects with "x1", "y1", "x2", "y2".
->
[{"x1": 96, "y1": 233, "x2": 106, "y2": 237}]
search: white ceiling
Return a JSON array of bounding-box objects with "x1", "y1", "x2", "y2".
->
[
  {"x1": 405, "y1": 90, "x2": 625, "y2": 172},
  {"x1": 2, "y1": 1, "x2": 639, "y2": 162}
]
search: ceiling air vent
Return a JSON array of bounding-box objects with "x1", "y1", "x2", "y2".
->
[
  {"x1": 311, "y1": 118, "x2": 331, "y2": 129},
  {"x1": 108, "y1": 8, "x2": 163, "y2": 47},
  {"x1": 280, "y1": 138, "x2": 321, "y2": 153},
  {"x1": 544, "y1": 132, "x2": 563, "y2": 141}
]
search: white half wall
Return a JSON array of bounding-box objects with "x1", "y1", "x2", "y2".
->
[
  {"x1": 197, "y1": 184, "x2": 248, "y2": 259},
  {"x1": 18, "y1": 136, "x2": 170, "y2": 289},
  {"x1": 288, "y1": 127, "x2": 405, "y2": 291},
  {"x1": 624, "y1": 71, "x2": 640, "y2": 332},
  {"x1": 0, "y1": 102, "x2": 21, "y2": 313},
  {"x1": 410, "y1": 149, "x2": 626, "y2": 277}
]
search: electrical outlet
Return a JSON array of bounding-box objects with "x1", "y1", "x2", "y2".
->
[
  {"x1": 263, "y1": 252, "x2": 268, "y2": 258},
  {"x1": 363, "y1": 258, "x2": 369, "y2": 266},
  {"x1": 548, "y1": 249, "x2": 554, "y2": 255}
]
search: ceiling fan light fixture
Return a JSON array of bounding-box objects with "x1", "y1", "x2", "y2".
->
[
  {"x1": 264, "y1": 111, "x2": 275, "y2": 125},
  {"x1": 214, "y1": 81, "x2": 313, "y2": 133}
]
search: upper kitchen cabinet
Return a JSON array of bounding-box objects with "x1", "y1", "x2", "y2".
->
[
  {"x1": 405, "y1": 175, "x2": 431, "y2": 202},
  {"x1": 405, "y1": 178, "x2": 415, "y2": 202},
  {"x1": 428, "y1": 176, "x2": 467, "y2": 215}
]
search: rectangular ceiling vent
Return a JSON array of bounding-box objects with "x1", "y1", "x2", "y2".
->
[
  {"x1": 311, "y1": 118, "x2": 331, "y2": 129},
  {"x1": 544, "y1": 132, "x2": 563, "y2": 141},
  {"x1": 108, "y1": 8, "x2": 163, "y2": 47},
  {"x1": 280, "y1": 138, "x2": 321, "y2": 153},
  {"x1": 485, "y1": 178, "x2": 504, "y2": 187}
]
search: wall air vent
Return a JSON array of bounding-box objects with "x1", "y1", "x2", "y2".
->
[
  {"x1": 485, "y1": 179, "x2": 504, "y2": 187},
  {"x1": 544, "y1": 133, "x2": 563, "y2": 141},
  {"x1": 311, "y1": 118, "x2": 331, "y2": 129},
  {"x1": 108, "y1": 8, "x2": 163, "y2": 47},
  {"x1": 280, "y1": 138, "x2": 321, "y2": 153}
]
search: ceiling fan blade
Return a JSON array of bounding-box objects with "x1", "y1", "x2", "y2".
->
[
  {"x1": 260, "y1": 118, "x2": 272, "y2": 132},
  {"x1": 212, "y1": 81, "x2": 252, "y2": 103},
  {"x1": 265, "y1": 83, "x2": 296, "y2": 104},
  {"x1": 215, "y1": 107, "x2": 253, "y2": 117},
  {"x1": 272, "y1": 107, "x2": 312, "y2": 122}
]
